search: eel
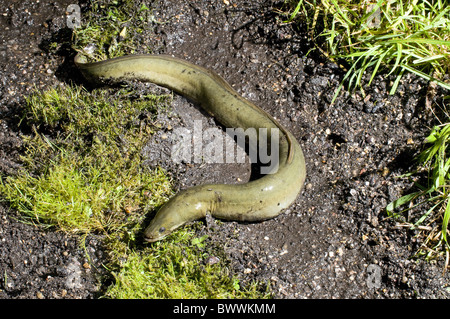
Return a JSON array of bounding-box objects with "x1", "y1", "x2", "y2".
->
[{"x1": 74, "y1": 53, "x2": 306, "y2": 242}]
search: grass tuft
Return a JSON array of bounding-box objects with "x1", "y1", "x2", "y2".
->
[
  {"x1": 283, "y1": 0, "x2": 450, "y2": 99},
  {"x1": 387, "y1": 107, "x2": 450, "y2": 260}
]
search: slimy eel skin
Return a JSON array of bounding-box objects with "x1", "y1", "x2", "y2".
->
[{"x1": 74, "y1": 53, "x2": 306, "y2": 242}]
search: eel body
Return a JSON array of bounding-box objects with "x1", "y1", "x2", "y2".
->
[{"x1": 74, "y1": 53, "x2": 306, "y2": 242}]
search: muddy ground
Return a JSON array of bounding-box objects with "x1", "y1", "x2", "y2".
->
[{"x1": 1, "y1": 0, "x2": 449, "y2": 299}]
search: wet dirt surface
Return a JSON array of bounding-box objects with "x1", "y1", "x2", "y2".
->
[{"x1": 1, "y1": 0, "x2": 449, "y2": 299}]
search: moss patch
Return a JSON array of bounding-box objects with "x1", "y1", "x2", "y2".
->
[
  {"x1": 105, "y1": 230, "x2": 269, "y2": 299},
  {"x1": 73, "y1": 0, "x2": 157, "y2": 61},
  {"x1": 1, "y1": 85, "x2": 172, "y2": 233}
]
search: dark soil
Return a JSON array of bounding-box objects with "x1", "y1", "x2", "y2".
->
[{"x1": 1, "y1": 0, "x2": 449, "y2": 299}]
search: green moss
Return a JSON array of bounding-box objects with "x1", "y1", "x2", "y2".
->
[
  {"x1": 73, "y1": 0, "x2": 156, "y2": 61},
  {"x1": 105, "y1": 229, "x2": 270, "y2": 299},
  {"x1": 0, "y1": 85, "x2": 172, "y2": 233}
]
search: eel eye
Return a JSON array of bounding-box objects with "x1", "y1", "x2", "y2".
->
[{"x1": 159, "y1": 227, "x2": 166, "y2": 233}]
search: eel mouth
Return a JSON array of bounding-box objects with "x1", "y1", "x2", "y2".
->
[
  {"x1": 143, "y1": 232, "x2": 168, "y2": 243},
  {"x1": 143, "y1": 235, "x2": 158, "y2": 243}
]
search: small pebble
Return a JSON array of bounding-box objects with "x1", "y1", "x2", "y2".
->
[{"x1": 206, "y1": 256, "x2": 220, "y2": 265}]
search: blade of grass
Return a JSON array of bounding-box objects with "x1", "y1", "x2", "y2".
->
[
  {"x1": 369, "y1": 49, "x2": 388, "y2": 85},
  {"x1": 414, "y1": 200, "x2": 444, "y2": 228},
  {"x1": 284, "y1": 0, "x2": 303, "y2": 23},
  {"x1": 400, "y1": 64, "x2": 450, "y2": 91},
  {"x1": 387, "y1": 191, "x2": 422, "y2": 215},
  {"x1": 442, "y1": 198, "x2": 450, "y2": 244},
  {"x1": 389, "y1": 67, "x2": 405, "y2": 95}
]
